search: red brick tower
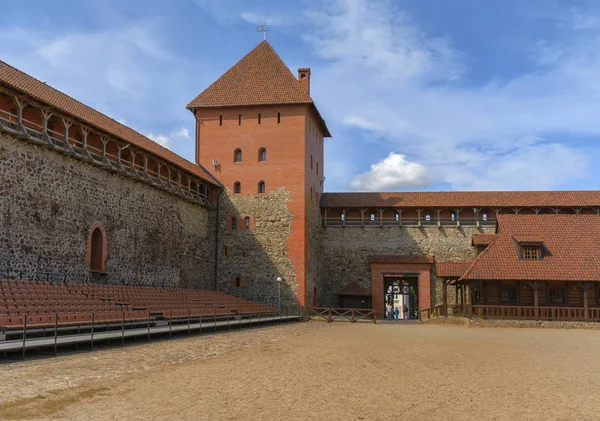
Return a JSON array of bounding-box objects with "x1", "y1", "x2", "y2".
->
[{"x1": 187, "y1": 41, "x2": 330, "y2": 305}]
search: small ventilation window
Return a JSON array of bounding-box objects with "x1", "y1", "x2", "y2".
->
[
  {"x1": 234, "y1": 149, "x2": 242, "y2": 163},
  {"x1": 258, "y1": 148, "x2": 267, "y2": 162},
  {"x1": 219, "y1": 115, "x2": 223, "y2": 126},
  {"x1": 258, "y1": 113, "x2": 261, "y2": 124},
  {"x1": 310, "y1": 156, "x2": 313, "y2": 169},
  {"x1": 258, "y1": 181, "x2": 266, "y2": 194},
  {"x1": 277, "y1": 112, "x2": 281, "y2": 124},
  {"x1": 238, "y1": 114, "x2": 242, "y2": 125},
  {"x1": 233, "y1": 181, "x2": 241, "y2": 194},
  {"x1": 316, "y1": 162, "x2": 319, "y2": 175}
]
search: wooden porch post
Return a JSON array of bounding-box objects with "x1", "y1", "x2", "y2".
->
[
  {"x1": 530, "y1": 281, "x2": 540, "y2": 321},
  {"x1": 465, "y1": 281, "x2": 472, "y2": 318},
  {"x1": 581, "y1": 282, "x2": 593, "y2": 321},
  {"x1": 443, "y1": 279, "x2": 449, "y2": 317}
]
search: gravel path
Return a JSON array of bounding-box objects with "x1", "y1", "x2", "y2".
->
[{"x1": 2, "y1": 322, "x2": 600, "y2": 420}]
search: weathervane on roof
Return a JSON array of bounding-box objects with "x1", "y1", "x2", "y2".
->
[{"x1": 256, "y1": 24, "x2": 269, "y2": 41}]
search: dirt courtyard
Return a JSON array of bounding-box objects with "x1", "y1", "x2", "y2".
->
[{"x1": 2, "y1": 322, "x2": 600, "y2": 420}]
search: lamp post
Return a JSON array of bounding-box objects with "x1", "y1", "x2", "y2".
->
[{"x1": 276, "y1": 277, "x2": 283, "y2": 311}]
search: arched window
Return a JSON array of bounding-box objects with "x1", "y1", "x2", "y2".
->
[
  {"x1": 234, "y1": 276, "x2": 242, "y2": 288},
  {"x1": 234, "y1": 181, "x2": 241, "y2": 194},
  {"x1": 234, "y1": 149, "x2": 242, "y2": 163},
  {"x1": 258, "y1": 148, "x2": 267, "y2": 162},
  {"x1": 230, "y1": 217, "x2": 237, "y2": 231},
  {"x1": 258, "y1": 181, "x2": 266, "y2": 194},
  {"x1": 425, "y1": 214, "x2": 431, "y2": 221},
  {"x1": 88, "y1": 226, "x2": 105, "y2": 272},
  {"x1": 244, "y1": 216, "x2": 251, "y2": 230}
]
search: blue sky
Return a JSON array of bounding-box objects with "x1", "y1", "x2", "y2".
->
[{"x1": 2, "y1": 0, "x2": 600, "y2": 192}]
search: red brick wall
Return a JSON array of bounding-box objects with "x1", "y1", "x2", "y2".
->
[{"x1": 194, "y1": 104, "x2": 325, "y2": 305}]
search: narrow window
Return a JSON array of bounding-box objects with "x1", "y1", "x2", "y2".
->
[
  {"x1": 244, "y1": 217, "x2": 251, "y2": 230},
  {"x1": 234, "y1": 181, "x2": 241, "y2": 194},
  {"x1": 311, "y1": 155, "x2": 313, "y2": 169},
  {"x1": 316, "y1": 162, "x2": 319, "y2": 175},
  {"x1": 234, "y1": 277, "x2": 241, "y2": 288},
  {"x1": 90, "y1": 227, "x2": 104, "y2": 272},
  {"x1": 451, "y1": 213, "x2": 455, "y2": 221},
  {"x1": 234, "y1": 149, "x2": 242, "y2": 163},
  {"x1": 231, "y1": 218, "x2": 237, "y2": 231},
  {"x1": 277, "y1": 112, "x2": 281, "y2": 124},
  {"x1": 219, "y1": 115, "x2": 223, "y2": 126},
  {"x1": 238, "y1": 114, "x2": 242, "y2": 125},
  {"x1": 223, "y1": 245, "x2": 230, "y2": 256},
  {"x1": 258, "y1": 148, "x2": 267, "y2": 162},
  {"x1": 258, "y1": 113, "x2": 261, "y2": 124},
  {"x1": 258, "y1": 181, "x2": 266, "y2": 194},
  {"x1": 395, "y1": 213, "x2": 399, "y2": 221}
]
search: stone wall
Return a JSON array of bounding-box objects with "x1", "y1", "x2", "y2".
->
[
  {"x1": 0, "y1": 133, "x2": 216, "y2": 287},
  {"x1": 321, "y1": 226, "x2": 495, "y2": 307},
  {"x1": 217, "y1": 187, "x2": 297, "y2": 306},
  {"x1": 305, "y1": 200, "x2": 323, "y2": 306}
]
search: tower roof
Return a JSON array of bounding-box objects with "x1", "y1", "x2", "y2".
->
[{"x1": 188, "y1": 41, "x2": 330, "y2": 136}]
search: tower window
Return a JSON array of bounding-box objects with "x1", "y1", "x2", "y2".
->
[
  {"x1": 219, "y1": 115, "x2": 223, "y2": 126},
  {"x1": 244, "y1": 217, "x2": 251, "y2": 230},
  {"x1": 316, "y1": 162, "x2": 319, "y2": 175},
  {"x1": 277, "y1": 112, "x2": 281, "y2": 124},
  {"x1": 231, "y1": 218, "x2": 237, "y2": 231},
  {"x1": 238, "y1": 114, "x2": 242, "y2": 125},
  {"x1": 234, "y1": 276, "x2": 242, "y2": 288},
  {"x1": 258, "y1": 181, "x2": 266, "y2": 194},
  {"x1": 234, "y1": 149, "x2": 242, "y2": 163},
  {"x1": 223, "y1": 245, "x2": 230, "y2": 256},
  {"x1": 258, "y1": 148, "x2": 267, "y2": 162},
  {"x1": 234, "y1": 181, "x2": 241, "y2": 194},
  {"x1": 258, "y1": 113, "x2": 261, "y2": 124}
]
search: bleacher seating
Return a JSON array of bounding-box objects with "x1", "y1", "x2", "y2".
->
[{"x1": 0, "y1": 279, "x2": 275, "y2": 330}]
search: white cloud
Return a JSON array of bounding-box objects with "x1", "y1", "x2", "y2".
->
[
  {"x1": 305, "y1": 0, "x2": 598, "y2": 191},
  {"x1": 146, "y1": 127, "x2": 191, "y2": 150},
  {"x1": 349, "y1": 152, "x2": 432, "y2": 191}
]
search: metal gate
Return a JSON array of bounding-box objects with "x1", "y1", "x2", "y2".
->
[{"x1": 384, "y1": 279, "x2": 419, "y2": 320}]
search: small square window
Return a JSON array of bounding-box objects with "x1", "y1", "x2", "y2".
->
[{"x1": 522, "y1": 246, "x2": 541, "y2": 260}]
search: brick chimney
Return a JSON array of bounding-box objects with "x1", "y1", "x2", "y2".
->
[{"x1": 298, "y1": 68, "x2": 311, "y2": 95}]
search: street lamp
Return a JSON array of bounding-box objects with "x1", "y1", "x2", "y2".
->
[{"x1": 276, "y1": 276, "x2": 283, "y2": 311}]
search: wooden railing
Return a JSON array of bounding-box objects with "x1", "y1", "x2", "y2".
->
[
  {"x1": 471, "y1": 305, "x2": 600, "y2": 322},
  {"x1": 418, "y1": 305, "x2": 443, "y2": 321},
  {"x1": 307, "y1": 307, "x2": 377, "y2": 323}
]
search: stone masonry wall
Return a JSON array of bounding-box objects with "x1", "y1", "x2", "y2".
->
[
  {"x1": 321, "y1": 226, "x2": 495, "y2": 307},
  {"x1": 217, "y1": 187, "x2": 297, "y2": 306},
  {"x1": 0, "y1": 133, "x2": 215, "y2": 287}
]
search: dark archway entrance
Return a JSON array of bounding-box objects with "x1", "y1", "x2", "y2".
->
[{"x1": 384, "y1": 276, "x2": 419, "y2": 320}]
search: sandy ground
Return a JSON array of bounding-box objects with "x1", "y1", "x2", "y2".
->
[{"x1": 2, "y1": 322, "x2": 600, "y2": 420}]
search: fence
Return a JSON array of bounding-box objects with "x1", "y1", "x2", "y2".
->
[
  {"x1": 307, "y1": 307, "x2": 377, "y2": 323},
  {"x1": 0, "y1": 305, "x2": 303, "y2": 359}
]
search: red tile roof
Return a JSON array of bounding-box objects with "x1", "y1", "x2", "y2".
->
[
  {"x1": 336, "y1": 281, "x2": 371, "y2": 296},
  {"x1": 368, "y1": 255, "x2": 434, "y2": 264},
  {"x1": 187, "y1": 41, "x2": 330, "y2": 137},
  {"x1": 0, "y1": 60, "x2": 218, "y2": 186},
  {"x1": 321, "y1": 191, "x2": 600, "y2": 208},
  {"x1": 460, "y1": 214, "x2": 600, "y2": 282},
  {"x1": 472, "y1": 234, "x2": 498, "y2": 246},
  {"x1": 436, "y1": 262, "x2": 472, "y2": 278}
]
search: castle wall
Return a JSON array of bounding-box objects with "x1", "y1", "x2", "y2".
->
[
  {"x1": 320, "y1": 226, "x2": 495, "y2": 307},
  {"x1": 217, "y1": 188, "x2": 297, "y2": 306},
  {"x1": 0, "y1": 133, "x2": 216, "y2": 287}
]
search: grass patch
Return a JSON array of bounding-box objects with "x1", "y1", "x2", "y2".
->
[{"x1": 0, "y1": 387, "x2": 110, "y2": 420}]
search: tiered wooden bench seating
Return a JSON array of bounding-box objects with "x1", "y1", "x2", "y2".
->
[{"x1": 0, "y1": 279, "x2": 276, "y2": 330}]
